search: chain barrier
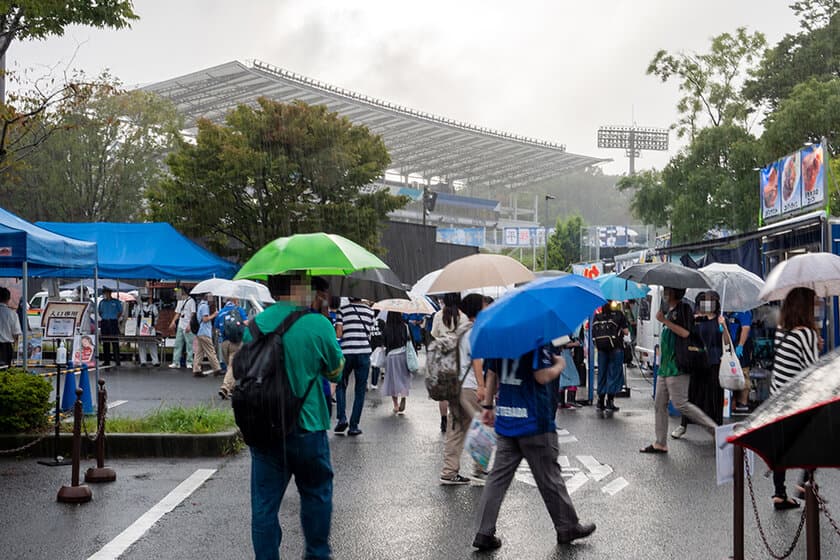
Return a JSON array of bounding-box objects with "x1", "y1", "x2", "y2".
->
[
  {"x1": 745, "y1": 467, "x2": 806, "y2": 559},
  {"x1": 815, "y1": 486, "x2": 840, "y2": 538},
  {"x1": 81, "y1": 404, "x2": 108, "y2": 443},
  {"x1": 0, "y1": 429, "x2": 52, "y2": 455}
]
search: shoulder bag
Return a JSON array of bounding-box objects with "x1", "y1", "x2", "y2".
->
[{"x1": 719, "y1": 324, "x2": 746, "y2": 391}]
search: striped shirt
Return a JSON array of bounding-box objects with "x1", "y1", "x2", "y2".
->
[
  {"x1": 771, "y1": 327, "x2": 818, "y2": 394},
  {"x1": 336, "y1": 302, "x2": 375, "y2": 355}
]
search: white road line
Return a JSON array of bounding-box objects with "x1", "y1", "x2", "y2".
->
[
  {"x1": 87, "y1": 468, "x2": 216, "y2": 560},
  {"x1": 557, "y1": 456, "x2": 570, "y2": 468},
  {"x1": 557, "y1": 435, "x2": 578, "y2": 444},
  {"x1": 556, "y1": 429, "x2": 570, "y2": 436},
  {"x1": 107, "y1": 400, "x2": 127, "y2": 409},
  {"x1": 588, "y1": 465, "x2": 613, "y2": 481},
  {"x1": 566, "y1": 472, "x2": 589, "y2": 494},
  {"x1": 515, "y1": 472, "x2": 537, "y2": 487},
  {"x1": 601, "y1": 477, "x2": 629, "y2": 496},
  {"x1": 576, "y1": 455, "x2": 601, "y2": 470}
]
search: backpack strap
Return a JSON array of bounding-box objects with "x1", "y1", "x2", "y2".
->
[{"x1": 247, "y1": 309, "x2": 308, "y2": 342}]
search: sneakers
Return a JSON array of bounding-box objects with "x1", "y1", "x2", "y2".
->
[
  {"x1": 334, "y1": 422, "x2": 349, "y2": 434},
  {"x1": 218, "y1": 388, "x2": 230, "y2": 400},
  {"x1": 557, "y1": 522, "x2": 596, "y2": 544},
  {"x1": 193, "y1": 371, "x2": 209, "y2": 378},
  {"x1": 605, "y1": 400, "x2": 620, "y2": 412},
  {"x1": 348, "y1": 429, "x2": 362, "y2": 436},
  {"x1": 168, "y1": 363, "x2": 180, "y2": 369},
  {"x1": 671, "y1": 425, "x2": 687, "y2": 439},
  {"x1": 186, "y1": 362, "x2": 193, "y2": 369},
  {"x1": 470, "y1": 471, "x2": 488, "y2": 486},
  {"x1": 472, "y1": 533, "x2": 502, "y2": 551},
  {"x1": 439, "y1": 474, "x2": 471, "y2": 485}
]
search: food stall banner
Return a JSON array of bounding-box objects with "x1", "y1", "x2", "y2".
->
[{"x1": 761, "y1": 141, "x2": 828, "y2": 224}]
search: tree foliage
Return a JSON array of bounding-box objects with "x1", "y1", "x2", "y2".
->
[
  {"x1": 0, "y1": 0, "x2": 138, "y2": 59},
  {"x1": 744, "y1": 5, "x2": 840, "y2": 111},
  {"x1": 619, "y1": 126, "x2": 760, "y2": 244},
  {"x1": 147, "y1": 98, "x2": 407, "y2": 259},
  {"x1": 1, "y1": 84, "x2": 182, "y2": 221},
  {"x1": 647, "y1": 27, "x2": 766, "y2": 139},
  {"x1": 546, "y1": 214, "x2": 585, "y2": 271},
  {"x1": 761, "y1": 77, "x2": 840, "y2": 158}
]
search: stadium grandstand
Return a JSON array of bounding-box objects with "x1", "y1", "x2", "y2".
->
[{"x1": 144, "y1": 60, "x2": 608, "y2": 251}]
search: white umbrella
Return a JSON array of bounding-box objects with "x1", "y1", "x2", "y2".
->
[
  {"x1": 409, "y1": 269, "x2": 442, "y2": 297},
  {"x1": 191, "y1": 278, "x2": 273, "y2": 302},
  {"x1": 374, "y1": 296, "x2": 435, "y2": 315},
  {"x1": 191, "y1": 278, "x2": 229, "y2": 295},
  {"x1": 686, "y1": 263, "x2": 766, "y2": 312},
  {"x1": 759, "y1": 252, "x2": 840, "y2": 301}
]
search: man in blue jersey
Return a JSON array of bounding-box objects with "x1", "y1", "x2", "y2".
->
[{"x1": 472, "y1": 345, "x2": 596, "y2": 551}]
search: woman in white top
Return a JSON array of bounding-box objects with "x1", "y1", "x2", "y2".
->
[
  {"x1": 770, "y1": 287, "x2": 819, "y2": 510},
  {"x1": 430, "y1": 293, "x2": 468, "y2": 433}
]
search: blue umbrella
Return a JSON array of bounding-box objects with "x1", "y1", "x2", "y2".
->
[
  {"x1": 596, "y1": 273, "x2": 649, "y2": 301},
  {"x1": 470, "y1": 275, "x2": 607, "y2": 359}
]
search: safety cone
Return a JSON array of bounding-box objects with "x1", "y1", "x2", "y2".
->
[
  {"x1": 60, "y1": 366, "x2": 78, "y2": 413},
  {"x1": 78, "y1": 364, "x2": 95, "y2": 415}
]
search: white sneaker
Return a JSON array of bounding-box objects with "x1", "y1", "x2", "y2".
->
[
  {"x1": 671, "y1": 425, "x2": 687, "y2": 439},
  {"x1": 168, "y1": 363, "x2": 180, "y2": 369},
  {"x1": 186, "y1": 362, "x2": 193, "y2": 369}
]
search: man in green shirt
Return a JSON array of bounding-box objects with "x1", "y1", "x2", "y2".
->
[
  {"x1": 247, "y1": 272, "x2": 344, "y2": 560},
  {"x1": 639, "y1": 287, "x2": 717, "y2": 454}
]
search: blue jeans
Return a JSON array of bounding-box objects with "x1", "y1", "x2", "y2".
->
[
  {"x1": 597, "y1": 348, "x2": 625, "y2": 395},
  {"x1": 335, "y1": 353, "x2": 370, "y2": 430},
  {"x1": 250, "y1": 430, "x2": 333, "y2": 560}
]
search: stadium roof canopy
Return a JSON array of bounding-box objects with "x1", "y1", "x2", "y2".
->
[{"x1": 143, "y1": 60, "x2": 608, "y2": 191}]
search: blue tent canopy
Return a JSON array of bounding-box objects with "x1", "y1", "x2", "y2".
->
[
  {"x1": 37, "y1": 222, "x2": 238, "y2": 280},
  {"x1": 0, "y1": 208, "x2": 98, "y2": 277}
]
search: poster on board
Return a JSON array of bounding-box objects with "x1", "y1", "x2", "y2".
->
[
  {"x1": 801, "y1": 143, "x2": 826, "y2": 208},
  {"x1": 760, "y1": 163, "x2": 781, "y2": 222},
  {"x1": 72, "y1": 334, "x2": 96, "y2": 367},
  {"x1": 780, "y1": 151, "x2": 802, "y2": 214}
]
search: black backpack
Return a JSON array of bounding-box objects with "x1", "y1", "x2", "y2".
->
[
  {"x1": 231, "y1": 310, "x2": 316, "y2": 448},
  {"x1": 189, "y1": 313, "x2": 200, "y2": 335},
  {"x1": 674, "y1": 325, "x2": 708, "y2": 374},
  {"x1": 592, "y1": 310, "x2": 621, "y2": 351},
  {"x1": 223, "y1": 312, "x2": 245, "y2": 344}
]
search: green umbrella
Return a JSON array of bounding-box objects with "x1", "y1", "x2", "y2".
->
[{"x1": 234, "y1": 232, "x2": 389, "y2": 280}]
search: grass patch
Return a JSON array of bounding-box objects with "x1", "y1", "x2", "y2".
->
[{"x1": 69, "y1": 404, "x2": 236, "y2": 434}]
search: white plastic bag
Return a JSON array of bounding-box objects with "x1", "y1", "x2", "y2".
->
[
  {"x1": 370, "y1": 347, "x2": 386, "y2": 369},
  {"x1": 465, "y1": 415, "x2": 496, "y2": 471}
]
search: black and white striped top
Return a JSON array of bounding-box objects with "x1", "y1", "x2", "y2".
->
[
  {"x1": 771, "y1": 327, "x2": 818, "y2": 394},
  {"x1": 336, "y1": 303, "x2": 375, "y2": 355}
]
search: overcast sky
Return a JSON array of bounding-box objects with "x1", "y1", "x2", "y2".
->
[{"x1": 10, "y1": 0, "x2": 799, "y2": 175}]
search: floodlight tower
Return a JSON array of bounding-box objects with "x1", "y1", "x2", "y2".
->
[{"x1": 597, "y1": 126, "x2": 669, "y2": 175}]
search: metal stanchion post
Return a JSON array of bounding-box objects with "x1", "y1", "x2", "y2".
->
[
  {"x1": 733, "y1": 445, "x2": 744, "y2": 560},
  {"x1": 85, "y1": 380, "x2": 116, "y2": 483},
  {"x1": 805, "y1": 477, "x2": 820, "y2": 560},
  {"x1": 57, "y1": 388, "x2": 92, "y2": 503},
  {"x1": 38, "y1": 363, "x2": 71, "y2": 467}
]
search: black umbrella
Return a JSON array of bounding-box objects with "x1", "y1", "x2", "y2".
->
[
  {"x1": 729, "y1": 350, "x2": 840, "y2": 470},
  {"x1": 326, "y1": 268, "x2": 408, "y2": 301},
  {"x1": 617, "y1": 262, "x2": 711, "y2": 289}
]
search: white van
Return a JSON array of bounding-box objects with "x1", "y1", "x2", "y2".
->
[{"x1": 634, "y1": 285, "x2": 663, "y2": 370}]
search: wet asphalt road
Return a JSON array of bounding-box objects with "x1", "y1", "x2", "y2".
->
[{"x1": 4, "y1": 363, "x2": 840, "y2": 559}]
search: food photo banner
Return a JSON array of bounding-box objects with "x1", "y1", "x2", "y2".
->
[{"x1": 761, "y1": 141, "x2": 828, "y2": 224}]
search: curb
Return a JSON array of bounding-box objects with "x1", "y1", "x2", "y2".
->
[{"x1": 0, "y1": 430, "x2": 242, "y2": 459}]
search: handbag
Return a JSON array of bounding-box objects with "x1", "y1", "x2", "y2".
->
[
  {"x1": 719, "y1": 327, "x2": 746, "y2": 391},
  {"x1": 405, "y1": 325, "x2": 419, "y2": 373},
  {"x1": 370, "y1": 346, "x2": 386, "y2": 369}
]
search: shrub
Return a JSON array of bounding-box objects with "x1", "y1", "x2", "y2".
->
[{"x1": 0, "y1": 368, "x2": 52, "y2": 433}]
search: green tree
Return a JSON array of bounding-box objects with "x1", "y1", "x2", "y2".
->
[
  {"x1": 147, "y1": 98, "x2": 407, "y2": 259},
  {"x1": 1, "y1": 84, "x2": 182, "y2": 221},
  {"x1": 619, "y1": 126, "x2": 761, "y2": 243},
  {"x1": 761, "y1": 77, "x2": 840, "y2": 158},
  {"x1": 545, "y1": 214, "x2": 585, "y2": 271},
  {"x1": 648, "y1": 27, "x2": 766, "y2": 139},
  {"x1": 0, "y1": 0, "x2": 137, "y2": 56},
  {"x1": 744, "y1": 4, "x2": 840, "y2": 111}
]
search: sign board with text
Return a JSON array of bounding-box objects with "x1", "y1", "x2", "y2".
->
[{"x1": 761, "y1": 141, "x2": 829, "y2": 224}]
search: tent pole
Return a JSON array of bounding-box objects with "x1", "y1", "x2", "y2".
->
[
  {"x1": 21, "y1": 262, "x2": 28, "y2": 372},
  {"x1": 94, "y1": 269, "x2": 99, "y2": 390}
]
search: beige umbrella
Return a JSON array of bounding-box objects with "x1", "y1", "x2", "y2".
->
[
  {"x1": 427, "y1": 254, "x2": 534, "y2": 294},
  {"x1": 374, "y1": 296, "x2": 436, "y2": 315}
]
